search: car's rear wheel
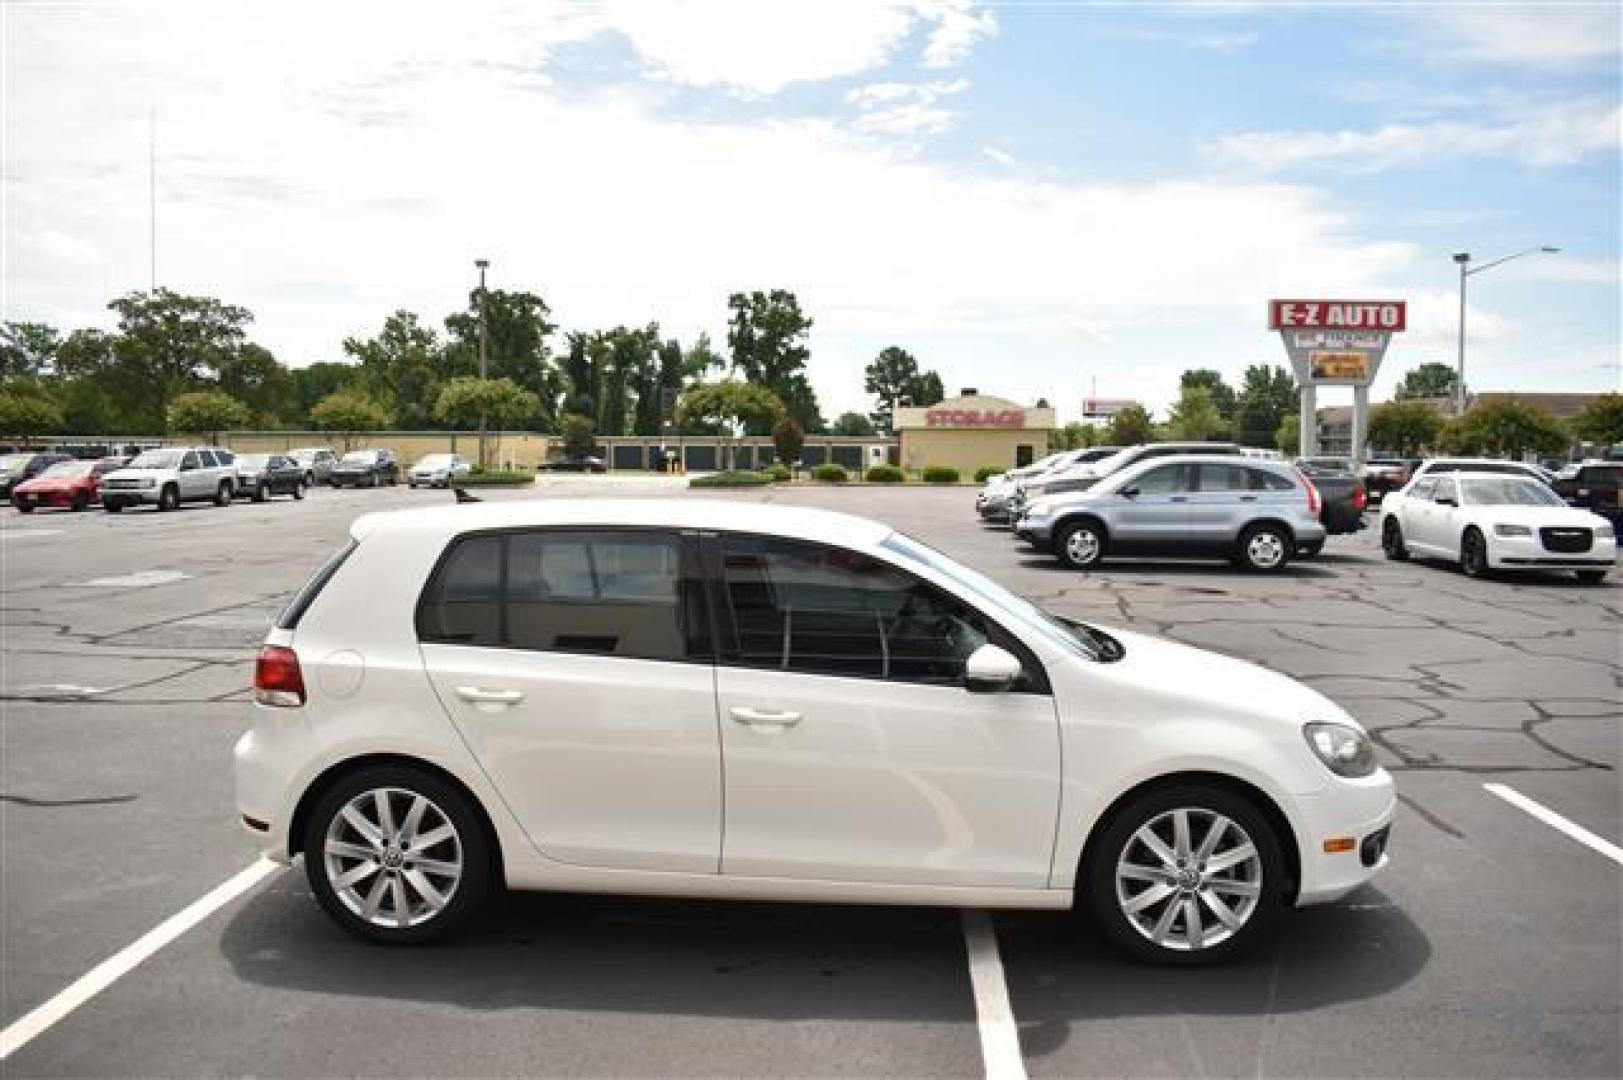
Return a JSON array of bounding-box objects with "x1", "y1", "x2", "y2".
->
[
  {"x1": 1055, "y1": 520, "x2": 1106, "y2": 569},
  {"x1": 1238, "y1": 523, "x2": 1291, "y2": 572},
  {"x1": 1381, "y1": 518, "x2": 1409, "y2": 561},
  {"x1": 303, "y1": 765, "x2": 491, "y2": 945},
  {"x1": 1086, "y1": 784, "x2": 1284, "y2": 966},
  {"x1": 157, "y1": 484, "x2": 179, "y2": 512},
  {"x1": 214, "y1": 480, "x2": 233, "y2": 507},
  {"x1": 1460, "y1": 527, "x2": 1489, "y2": 578},
  {"x1": 14, "y1": 499, "x2": 33, "y2": 514},
  {"x1": 253, "y1": 482, "x2": 268, "y2": 503},
  {"x1": 1576, "y1": 569, "x2": 1607, "y2": 585}
]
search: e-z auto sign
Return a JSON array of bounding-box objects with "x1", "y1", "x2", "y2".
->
[{"x1": 1268, "y1": 300, "x2": 1406, "y2": 331}]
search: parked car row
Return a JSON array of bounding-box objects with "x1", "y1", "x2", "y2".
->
[{"x1": 9, "y1": 445, "x2": 477, "y2": 515}]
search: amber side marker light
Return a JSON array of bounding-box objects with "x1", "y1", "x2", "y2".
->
[{"x1": 1323, "y1": 837, "x2": 1357, "y2": 853}]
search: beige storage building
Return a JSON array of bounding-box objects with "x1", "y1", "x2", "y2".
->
[{"x1": 894, "y1": 392, "x2": 1056, "y2": 476}]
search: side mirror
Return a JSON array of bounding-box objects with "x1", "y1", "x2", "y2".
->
[
  {"x1": 1119, "y1": 486, "x2": 1140, "y2": 498},
  {"x1": 964, "y1": 643, "x2": 1022, "y2": 694}
]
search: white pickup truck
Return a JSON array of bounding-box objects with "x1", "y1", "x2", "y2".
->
[{"x1": 100, "y1": 446, "x2": 239, "y2": 512}]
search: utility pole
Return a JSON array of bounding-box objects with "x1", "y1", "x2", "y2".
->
[
  {"x1": 1453, "y1": 245, "x2": 1559, "y2": 418},
  {"x1": 149, "y1": 108, "x2": 157, "y2": 291},
  {"x1": 475, "y1": 258, "x2": 489, "y2": 469}
]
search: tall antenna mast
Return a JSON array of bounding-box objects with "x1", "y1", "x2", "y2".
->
[{"x1": 148, "y1": 107, "x2": 156, "y2": 291}]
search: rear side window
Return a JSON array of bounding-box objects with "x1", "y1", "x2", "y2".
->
[
  {"x1": 216, "y1": 449, "x2": 234, "y2": 465},
  {"x1": 277, "y1": 540, "x2": 359, "y2": 630},
  {"x1": 1132, "y1": 464, "x2": 1192, "y2": 494},
  {"x1": 417, "y1": 529, "x2": 704, "y2": 663},
  {"x1": 1252, "y1": 468, "x2": 1296, "y2": 491}
]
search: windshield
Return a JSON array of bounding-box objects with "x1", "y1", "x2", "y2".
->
[
  {"x1": 0, "y1": 454, "x2": 31, "y2": 471},
  {"x1": 882, "y1": 533, "x2": 1122, "y2": 662},
  {"x1": 128, "y1": 449, "x2": 183, "y2": 469},
  {"x1": 40, "y1": 461, "x2": 94, "y2": 479},
  {"x1": 416, "y1": 454, "x2": 453, "y2": 467},
  {"x1": 236, "y1": 454, "x2": 269, "y2": 468},
  {"x1": 340, "y1": 451, "x2": 376, "y2": 464},
  {"x1": 1461, "y1": 478, "x2": 1566, "y2": 507}
]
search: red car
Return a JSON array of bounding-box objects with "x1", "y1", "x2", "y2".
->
[{"x1": 11, "y1": 458, "x2": 122, "y2": 513}]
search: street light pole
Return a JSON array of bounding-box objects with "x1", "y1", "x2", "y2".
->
[
  {"x1": 1452, "y1": 245, "x2": 1559, "y2": 418},
  {"x1": 475, "y1": 258, "x2": 490, "y2": 469}
]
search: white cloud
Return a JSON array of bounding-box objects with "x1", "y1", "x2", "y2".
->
[
  {"x1": 1210, "y1": 101, "x2": 1621, "y2": 172},
  {"x1": 914, "y1": 0, "x2": 999, "y2": 68},
  {"x1": 981, "y1": 146, "x2": 1015, "y2": 166},
  {"x1": 846, "y1": 77, "x2": 969, "y2": 137},
  {"x1": 1411, "y1": 5, "x2": 1622, "y2": 67}
]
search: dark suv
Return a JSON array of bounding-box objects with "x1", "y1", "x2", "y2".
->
[
  {"x1": 329, "y1": 449, "x2": 399, "y2": 488},
  {"x1": 1553, "y1": 462, "x2": 1622, "y2": 524}
]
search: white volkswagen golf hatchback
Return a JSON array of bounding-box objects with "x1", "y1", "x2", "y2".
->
[{"x1": 236, "y1": 500, "x2": 1393, "y2": 964}]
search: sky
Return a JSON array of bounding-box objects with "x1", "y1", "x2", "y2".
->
[{"x1": 3, "y1": 0, "x2": 1619, "y2": 422}]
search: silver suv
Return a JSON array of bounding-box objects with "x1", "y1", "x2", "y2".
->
[
  {"x1": 101, "y1": 446, "x2": 238, "y2": 512},
  {"x1": 1015, "y1": 454, "x2": 1326, "y2": 572}
]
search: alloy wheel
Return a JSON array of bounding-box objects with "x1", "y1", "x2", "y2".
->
[
  {"x1": 1114, "y1": 807, "x2": 1263, "y2": 952},
  {"x1": 322, "y1": 787, "x2": 464, "y2": 929},
  {"x1": 1061, "y1": 524, "x2": 1103, "y2": 568},
  {"x1": 1246, "y1": 530, "x2": 1286, "y2": 570}
]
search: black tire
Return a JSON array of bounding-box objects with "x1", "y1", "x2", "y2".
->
[
  {"x1": 1576, "y1": 570, "x2": 1607, "y2": 585},
  {"x1": 157, "y1": 484, "x2": 180, "y2": 512},
  {"x1": 1085, "y1": 783, "x2": 1286, "y2": 967},
  {"x1": 214, "y1": 480, "x2": 233, "y2": 507},
  {"x1": 292, "y1": 483, "x2": 304, "y2": 501},
  {"x1": 303, "y1": 764, "x2": 492, "y2": 946},
  {"x1": 1460, "y1": 527, "x2": 1489, "y2": 578},
  {"x1": 1381, "y1": 518, "x2": 1409, "y2": 561},
  {"x1": 253, "y1": 482, "x2": 268, "y2": 503},
  {"x1": 304, "y1": 471, "x2": 315, "y2": 487},
  {"x1": 1054, "y1": 519, "x2": 1106, "y2": 569},
  {"x1": 14, "y1": 500, "x2": 33, "y2": 514},
  {"x1": 1238, "y1": 523, "x2": 1292, "y2": 573},
  {"x1": 71, "y1": 493, "x2": 89, "y2": 512},
  {"x1": 103, "y1": 499, "x2": 123, "y2": 514}
]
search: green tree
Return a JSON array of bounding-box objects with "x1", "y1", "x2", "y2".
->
[
  {"x1": 104, "y1": 289, "x2": 255, "y2": 433},
  {"x1": 1439, "y1": 399, "x2": 1568, "y2": 457},
  {"x1": 830, "y1": 411, "x2": 876, "y2": 436},
  {"x1": 863, "y1": 346, "x2": 944, "y2": 433},
  {"x1": 1571, "y1": 394, "x2": 1623, "y2": 446},
  {"x1": 1233, "y1": 364, "x2": 1296, "y2": 448},
  {"x1": 727, "y1": 290, "x2": 822, "y2": 433},
  {"x1": 678, "y1": 380, "x2": 786, "y2": 468},
  {"x1": 1, "y1": 322, "x2": 61, "y2": 380},
  {"x1": 310, "y1": 389, "x2": 391, "y2": 450},
  {"x1": 290, "y1": 362, "x2": 359, "y2": 424},
  {"x1": 1167, "y1": 384, "x2": 1231, "y2": 440},
  {"x1": 773, "y1": 417, "x2": 806, "y2": 465},
  {"x1": 52, "y1": 329, "x2": 116, "y2": 382},
  {"x1": 214, "y1": 342, "x2": 291, "y2": 425},
  {"x1": 558, "y1": 413, "x2": 597, "y2": 459},
  {"x1": 433, "y1": 376, "x2": 540, "y2": 431},
  {"x1": 344, "y1": 311, "x2": 445, "y2": 428},
  {"x1": 1052, "y1": 422, "x2": 1101, "y2": 450},
  {"x1": 1180, "y1": 369, "x2": 1237, "y2": 421},
  {"x1": 444, "y1": 288, "x2": 561, "y2": 427},
  {"x1": 1395, "y1": 362, "x2": 1458, "y2": 402},
  {"x1": 1276, "y1": 413, "x2": 1301, "y2": 455},
  {"x1": 1367, "y1": 400, "x2": 1443, "y2": 456},
  {"x1": 168, "y1": 390, "x2": 250, "y2": 445},
  {"x1": 1106, "y1": 404, "x2": 1156, "y2": 446},
  {"x1": 0, "y1": 383, "x2": 63, "y2": 438},
  {"x1": 56, "y1": 378, "x2": 117, "y2": 434}
]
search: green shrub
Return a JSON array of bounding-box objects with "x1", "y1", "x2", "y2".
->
[
  {"x1": 974, "y1": 466, "x2": 1004, "y2": 483},
  {"x1": 812, "y1": 463, "x2": 849, "y2": 483},
  {"x1": 457, "y1": 469, "x2": 533, "y2": 486},
  {"x1": 922, "y1": 466, "x2": 961, "y2": 484},
  {"x1": 865, "y1": 465, "x2": 905, "y2": 483},
  {"x1": 689, "y1": 470, "x2": 772, "y2": 488},
  {"x1": 766, "y1": 464, "x2": 792, "y2": 482}
]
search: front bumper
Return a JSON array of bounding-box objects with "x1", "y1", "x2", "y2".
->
[
  {"x1": 101, "y1": 485, "x2": 161, "y2": 506},
  {"x1": 1290, "y1": 771, "x2": 1396, "y2": 906},
  {"x1": 12, "y1": 489, "x2": 81, "y2": 508},
  {"x1": 1487, "y1": 533, "x2": 1617, "y2": 570}
]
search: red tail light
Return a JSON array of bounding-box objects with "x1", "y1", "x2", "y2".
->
[
  {"x1": 254, "y1": 645, "x2": 306, "y2": 707},
  {"x1": 1353, "y1": 485, "x2": 1367, "y2": 513},
  {"x1": 1296, "y1": 469, "x2": 1322, "y2": 517}
]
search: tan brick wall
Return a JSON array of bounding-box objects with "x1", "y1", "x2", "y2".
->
[
  {"x1": 899, "y1": 429, "x2": 1050, "y2": 476},
  {"x1": 221, "y1": 431, "x2": 552, "y2": 470}
]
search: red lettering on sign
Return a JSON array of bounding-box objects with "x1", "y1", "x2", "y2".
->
[
  {"x1": 1269, "y1": 299, "x2": 1406, "y2": 332},
  {"x1": 924, "y1": 409, "x2": 1025, "y2": 428}
]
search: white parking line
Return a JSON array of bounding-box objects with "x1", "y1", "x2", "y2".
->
[
  {"x1": 961, "y1": 909, "x2": 1027, "y2": 1080},
  {"x1": 1484, "y1": 783, "x2": 1623, "y2": 866},
  {"x1": 0, "y1": 859, "x2": 282, "y2": 1061}
]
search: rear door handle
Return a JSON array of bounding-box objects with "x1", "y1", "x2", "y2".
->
[
  {"x1": 729, "y1": 706, "x2": 803, "y2": 729},
  {"x1": 1169, "y1": 496, "x2": 1188, "y2": 503},
  {"x1": 1240, "y1": 495, "x2": 1257, "y2": 502},
  {"x1": 455, "y1": 686, "x2": 525, "y2": 710}
]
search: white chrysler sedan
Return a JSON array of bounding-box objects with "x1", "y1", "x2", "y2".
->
[
  {"x1": 236, "y1": 500, "x2": 1394, "y2": 965},
  {"x1": 1380, "y1": 472, "x2": 1615, "y2": 584}
]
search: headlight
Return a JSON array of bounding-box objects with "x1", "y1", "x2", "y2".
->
[
  {"x1": 139, "y1": 478, "x2": 156, "y2": 488},
  {"x1": 1493, "y1": 523, "x2": 1532, "y2": 537},
  {"x1": 1596, "y1": 525, "x2": 1615, "y2": 539},
  {"x1": 1303, "y1": 722, "x2": 1376, "y2": 778}
]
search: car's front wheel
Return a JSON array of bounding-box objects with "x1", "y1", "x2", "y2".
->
[
  {"x1": 157, "y1": 484, "x2": 180, "y2": 512},
  {"x1": 214, "y1": 480, "x2": 233, "y2": 507},
  {"x1": 1086, "y1": 784, "x2": 1285, "y2": 966},
  {"x1": 1576, "y1": 569, "x2": 1607, "y2": 586},
  {"x1": 1460, "y1": 527, "x2": 1490, "y2": 578},
  {"x1": 303, "y1": 765, "x2": 491, "y2": 945},
  {"x1": 1055, "y1": 519, "x2": 1106, "y2": 569},
  {"x1": 1381, "y1": 518, "x2": 1409, "y2": 561}
]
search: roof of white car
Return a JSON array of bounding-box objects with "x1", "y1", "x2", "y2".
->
[{"x1": 350, "y1": 498, "x2": 896, "y2": 547}]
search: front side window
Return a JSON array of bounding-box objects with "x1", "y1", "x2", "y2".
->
[
  {"x1": 1410, "y1": 479, "x2": 1437, "y2": 501},
  {"x1": 198, "y1": 450, "x2": 219, "y2": 467},
  {"x1": 418, "y1": 529, "x2": 700, "y2": 663},
  {"x1": 181, "y1": 451, "x2": 200, "y2": 470},
  {"x1": 717, "y1": 534, "x2": 989, "y2": 685},
  {"x1": 1433, "y1": 478, "x2": 1459, "y2": 504}
]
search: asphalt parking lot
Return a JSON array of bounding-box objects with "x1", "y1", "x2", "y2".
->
[{"x1": 2, "y1": 479, "x2": 1618, "y2": 1078}]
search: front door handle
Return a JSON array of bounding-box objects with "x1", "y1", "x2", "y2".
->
[
  {"x1": 455, "y1": 686, "x2": 525, "y2": 710},
  {"x1": 1240, "y1": 495, "x2": 1257, "y2": 502},
  {"x1": 729, "y1": 706, "x2": 803, "y2": 729},
  {"x1": 1169, "y1": 496, "x2": 1188, "y2": 503}
]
